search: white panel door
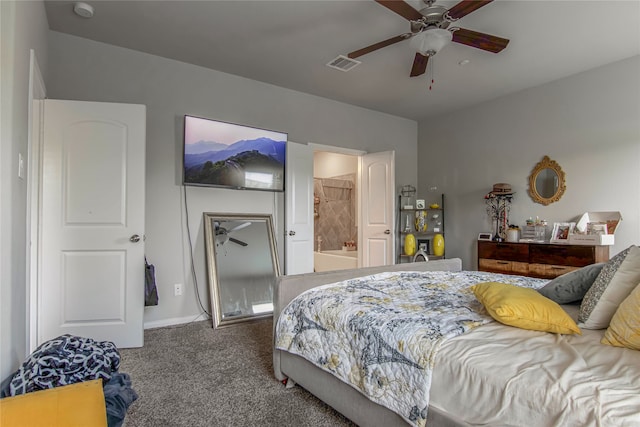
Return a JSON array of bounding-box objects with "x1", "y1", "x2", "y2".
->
[
  {"x1": 285, "y1": 141, "x2": 314, "y2": 275},
  {"x1": 360, "y1": 151, "x2": 395, "y2": 267},
  {"x1": 40, "y1": 100, "x2": 146, "y2": 348}
]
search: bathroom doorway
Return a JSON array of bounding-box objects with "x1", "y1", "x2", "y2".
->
[
  {"x1": 284, "y1": 142, "x2": 394, "y2": 274},
  {"x1": 313, "y1": 151, "x2": 359, "y2": 272}
]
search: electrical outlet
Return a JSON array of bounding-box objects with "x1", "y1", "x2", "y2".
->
[{"x1": 174, "y1": 283, "x2": 183, "y2": 296}]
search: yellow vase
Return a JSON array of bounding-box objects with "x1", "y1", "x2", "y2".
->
[
  {"x1": 404, "y1": 233, "x2": 416, "y2": 256},
  {"x1": 433, "y1": 233, "x2": 445, "y2": 257}
]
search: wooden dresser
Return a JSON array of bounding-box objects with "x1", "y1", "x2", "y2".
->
[{"x1": 478, "y1": 240, "x2": 609, "y2": 279}]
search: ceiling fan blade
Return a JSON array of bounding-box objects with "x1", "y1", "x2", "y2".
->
[
  {"x1": 451, "y1": 28, "x2": 509, "y2": 53},
  {"x1": 348, "y1": 33, "x2": 411, "y2": 59},
  {"x1": 375, "y1": 0, "x2": 423, "y2": 21},
  {"x1": 409, "y1": 52, "x2": 429, "y2": 77},
  {"x1": 446, "y1": 0, "x2": 493, "y2": 21},
  {"x1": 229, "y1": 237, "x2": 248, "y2": 247},
  {"x1": 227, "y1": 222, "x2": 251, "y2": 233}
]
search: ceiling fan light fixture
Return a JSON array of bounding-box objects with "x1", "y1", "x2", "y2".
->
[{"x1": 410, "y1": 28, "x2": 452, "y2": 55}]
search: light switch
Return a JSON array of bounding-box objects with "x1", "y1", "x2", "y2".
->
[{"x1": 18, "y1": 153, "x2": 25, "y2": 179}]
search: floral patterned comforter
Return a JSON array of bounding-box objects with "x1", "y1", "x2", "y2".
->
[{"x1": 275, "y1": 270, "x2": 546, "y2": 427}]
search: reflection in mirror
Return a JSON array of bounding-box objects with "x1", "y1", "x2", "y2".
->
[
  {"x1": 528, "y1": 156, "x2": 566, "y2": 205},
  {"x1": 203, "y1": 213, "x2": 280, "y2": 328},
  {"x1": 535, "y1": 168, "x2": 558, "y2": 199}
]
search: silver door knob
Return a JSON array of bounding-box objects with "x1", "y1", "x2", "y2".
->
[
  {"x1": 130, "y1": 234, "x2": 141, "y2": 243},
  {"x1": 384, "y1": 229, "x2": 391, "y2": 234},
  {"x1": 288, "y1": 231, "x2": 296, "y2": 236}
]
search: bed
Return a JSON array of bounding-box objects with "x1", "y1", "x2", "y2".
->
[{"x1": 272, "y1": 256, "x2": 640, "y2": 427}]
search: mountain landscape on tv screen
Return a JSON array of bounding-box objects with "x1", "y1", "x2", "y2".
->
[{"x1": 184, "y1": 137, "x2": 285, "y2": 189}]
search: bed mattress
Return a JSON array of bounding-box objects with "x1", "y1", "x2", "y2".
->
[{"x1": 430, "y1": 304, "x2": 640, "y2": 426}]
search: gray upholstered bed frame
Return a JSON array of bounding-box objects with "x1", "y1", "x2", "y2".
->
[{"x1": 273, "y1": 259, "x2": 469, "y2": 427}]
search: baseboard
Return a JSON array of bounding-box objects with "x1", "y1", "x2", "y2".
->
[{"x1": 144, "y1": 313, "x2": 210, "y2": 330}]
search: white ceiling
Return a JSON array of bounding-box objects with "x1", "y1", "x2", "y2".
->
[{"x1": 44, "y1": 0, "x2": 640, "y2": 121}]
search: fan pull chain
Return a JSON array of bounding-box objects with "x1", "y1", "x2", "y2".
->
[{"x1": 428, "y1": 57, "x2": 434, "y2": 90}]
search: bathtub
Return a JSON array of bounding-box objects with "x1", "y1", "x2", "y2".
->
[{"x1": 314, "y1": 250, "x2": 358, "y2": 272}]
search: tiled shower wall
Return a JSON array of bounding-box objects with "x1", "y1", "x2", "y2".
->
[{"x1": 314, "y1": 174, "x2": 357, "y2": 251}]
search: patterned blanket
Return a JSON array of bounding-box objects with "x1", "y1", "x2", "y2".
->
[
  {"x1": 275, "y1": 270, "x2": 546, "y2": 426},
  {"x1": 7, "y1": 334, "x2": 121, "y2": 396}
]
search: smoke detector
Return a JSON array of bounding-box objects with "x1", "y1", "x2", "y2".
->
[{"x1": 73, "y1": 2, "x2": 94, "y2": 18}]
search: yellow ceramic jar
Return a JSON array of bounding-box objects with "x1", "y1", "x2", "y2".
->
[
  {"x1": 404, "y1": 234, "x2": 416, "y2": 256},
  {"x1": 433, "y1": 233, "x2": 445, "y2": 256}
]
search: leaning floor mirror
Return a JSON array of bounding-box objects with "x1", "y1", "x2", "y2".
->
[{"x1": 203, "y1": 213, "x2": 280, "y2": 328}]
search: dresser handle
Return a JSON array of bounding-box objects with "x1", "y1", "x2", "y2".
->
[
  {"x1": 550, "y1": 266, "x2": 566, "y2": 270},
  {"x1": 497, "y1": 261, "x2": 509, "y2": 265}
]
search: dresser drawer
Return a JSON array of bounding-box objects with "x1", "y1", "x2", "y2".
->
[
  {"x1": 529, "y1": 244, "x2": 596, "y2": 267},
  {"x1": 479, "y1": 259, "x2": 530, "y2": 276},
  {"x1": 478, "y1": 241, "x2": 529, "y2": 263},
  {"x1": 477, "y1": 241, "x2": 607, "y2": 279},
  {"x1": 529, "y1": 263, "x2": 579, "y2": 279}
]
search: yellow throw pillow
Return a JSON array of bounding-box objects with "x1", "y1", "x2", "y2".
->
[
  {"x1": 471, "y1": 282, "x2": 581, "y2": 335},
  {"x1": 0, "y1": 379, "x2": 107, "y2": 427},
  {"x1": 601, "y1": 282, "x2": 640, "y2": 350}
]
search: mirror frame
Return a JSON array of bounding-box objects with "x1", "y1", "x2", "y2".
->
[
  {"x1": 203, "y1": 212, "x2": 280, "y2": 328},
  {"x1": 528, "y1": 155, "x2": 566, "y2": 206}
]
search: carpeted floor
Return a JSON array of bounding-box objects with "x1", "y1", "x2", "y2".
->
[{"x1": 120, "y1": 318, "x2": 355, "y2": 426}]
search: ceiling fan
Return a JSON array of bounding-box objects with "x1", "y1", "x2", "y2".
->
[
  {"x1": 214, "y1": 221, "x2": 251, "y2": 247},
  {"x1": 348, "y1": 0, "x2": 509, "y2": 78}
]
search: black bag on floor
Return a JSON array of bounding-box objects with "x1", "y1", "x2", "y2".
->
[{"x1": 144, "y1": 257, "x2": 159, "y2": 306}]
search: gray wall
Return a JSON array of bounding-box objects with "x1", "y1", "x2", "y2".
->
[
  {"x1": 46, "y1": 31, "x2": 418, "y2": 327},
  {"x1": 0, "y1": 1, "x2": 49, "y2": 380},
  {"x1": 417, "y1": 56, "x2": 640, "y2": 269}
]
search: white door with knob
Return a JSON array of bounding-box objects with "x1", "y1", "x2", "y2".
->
[
  {"x1": 360, "y1": 151, "x2": 395, "y2": 267},
  {"x1": 39, "y1": 100, "x2": 146, "y2": 348},
  {"x1": 284, "y1": 141, "x2": 314, "y2": 275}
]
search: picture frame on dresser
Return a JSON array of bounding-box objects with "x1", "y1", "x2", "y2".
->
[
  {"x1": 478, "y1": 232, "x2": 493, "y2": 241},
  {"x1": 550, "y1": 222, "x2": 575, "y2": 243}
]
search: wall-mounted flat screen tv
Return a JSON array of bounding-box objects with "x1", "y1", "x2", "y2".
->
[{"x1": 183, "y1": 115, "x2": 287, "y2": 192}]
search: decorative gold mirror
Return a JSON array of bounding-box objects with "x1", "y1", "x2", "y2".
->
[{"x1": 528, "y1": 156, "x2": 566, "y2": 205}]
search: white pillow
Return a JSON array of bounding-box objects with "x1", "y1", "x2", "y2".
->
[{"x1": 578, "y1": 245, "x2": 640, "y2": 329}]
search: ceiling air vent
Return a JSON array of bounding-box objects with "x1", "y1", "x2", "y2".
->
[{"x1": 326, "y1": 55, "x2": 361, "y2": 72}]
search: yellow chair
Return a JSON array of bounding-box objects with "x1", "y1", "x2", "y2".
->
[{"x1": 0, "y1": 379, "x2": 107, "y2": 426}]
